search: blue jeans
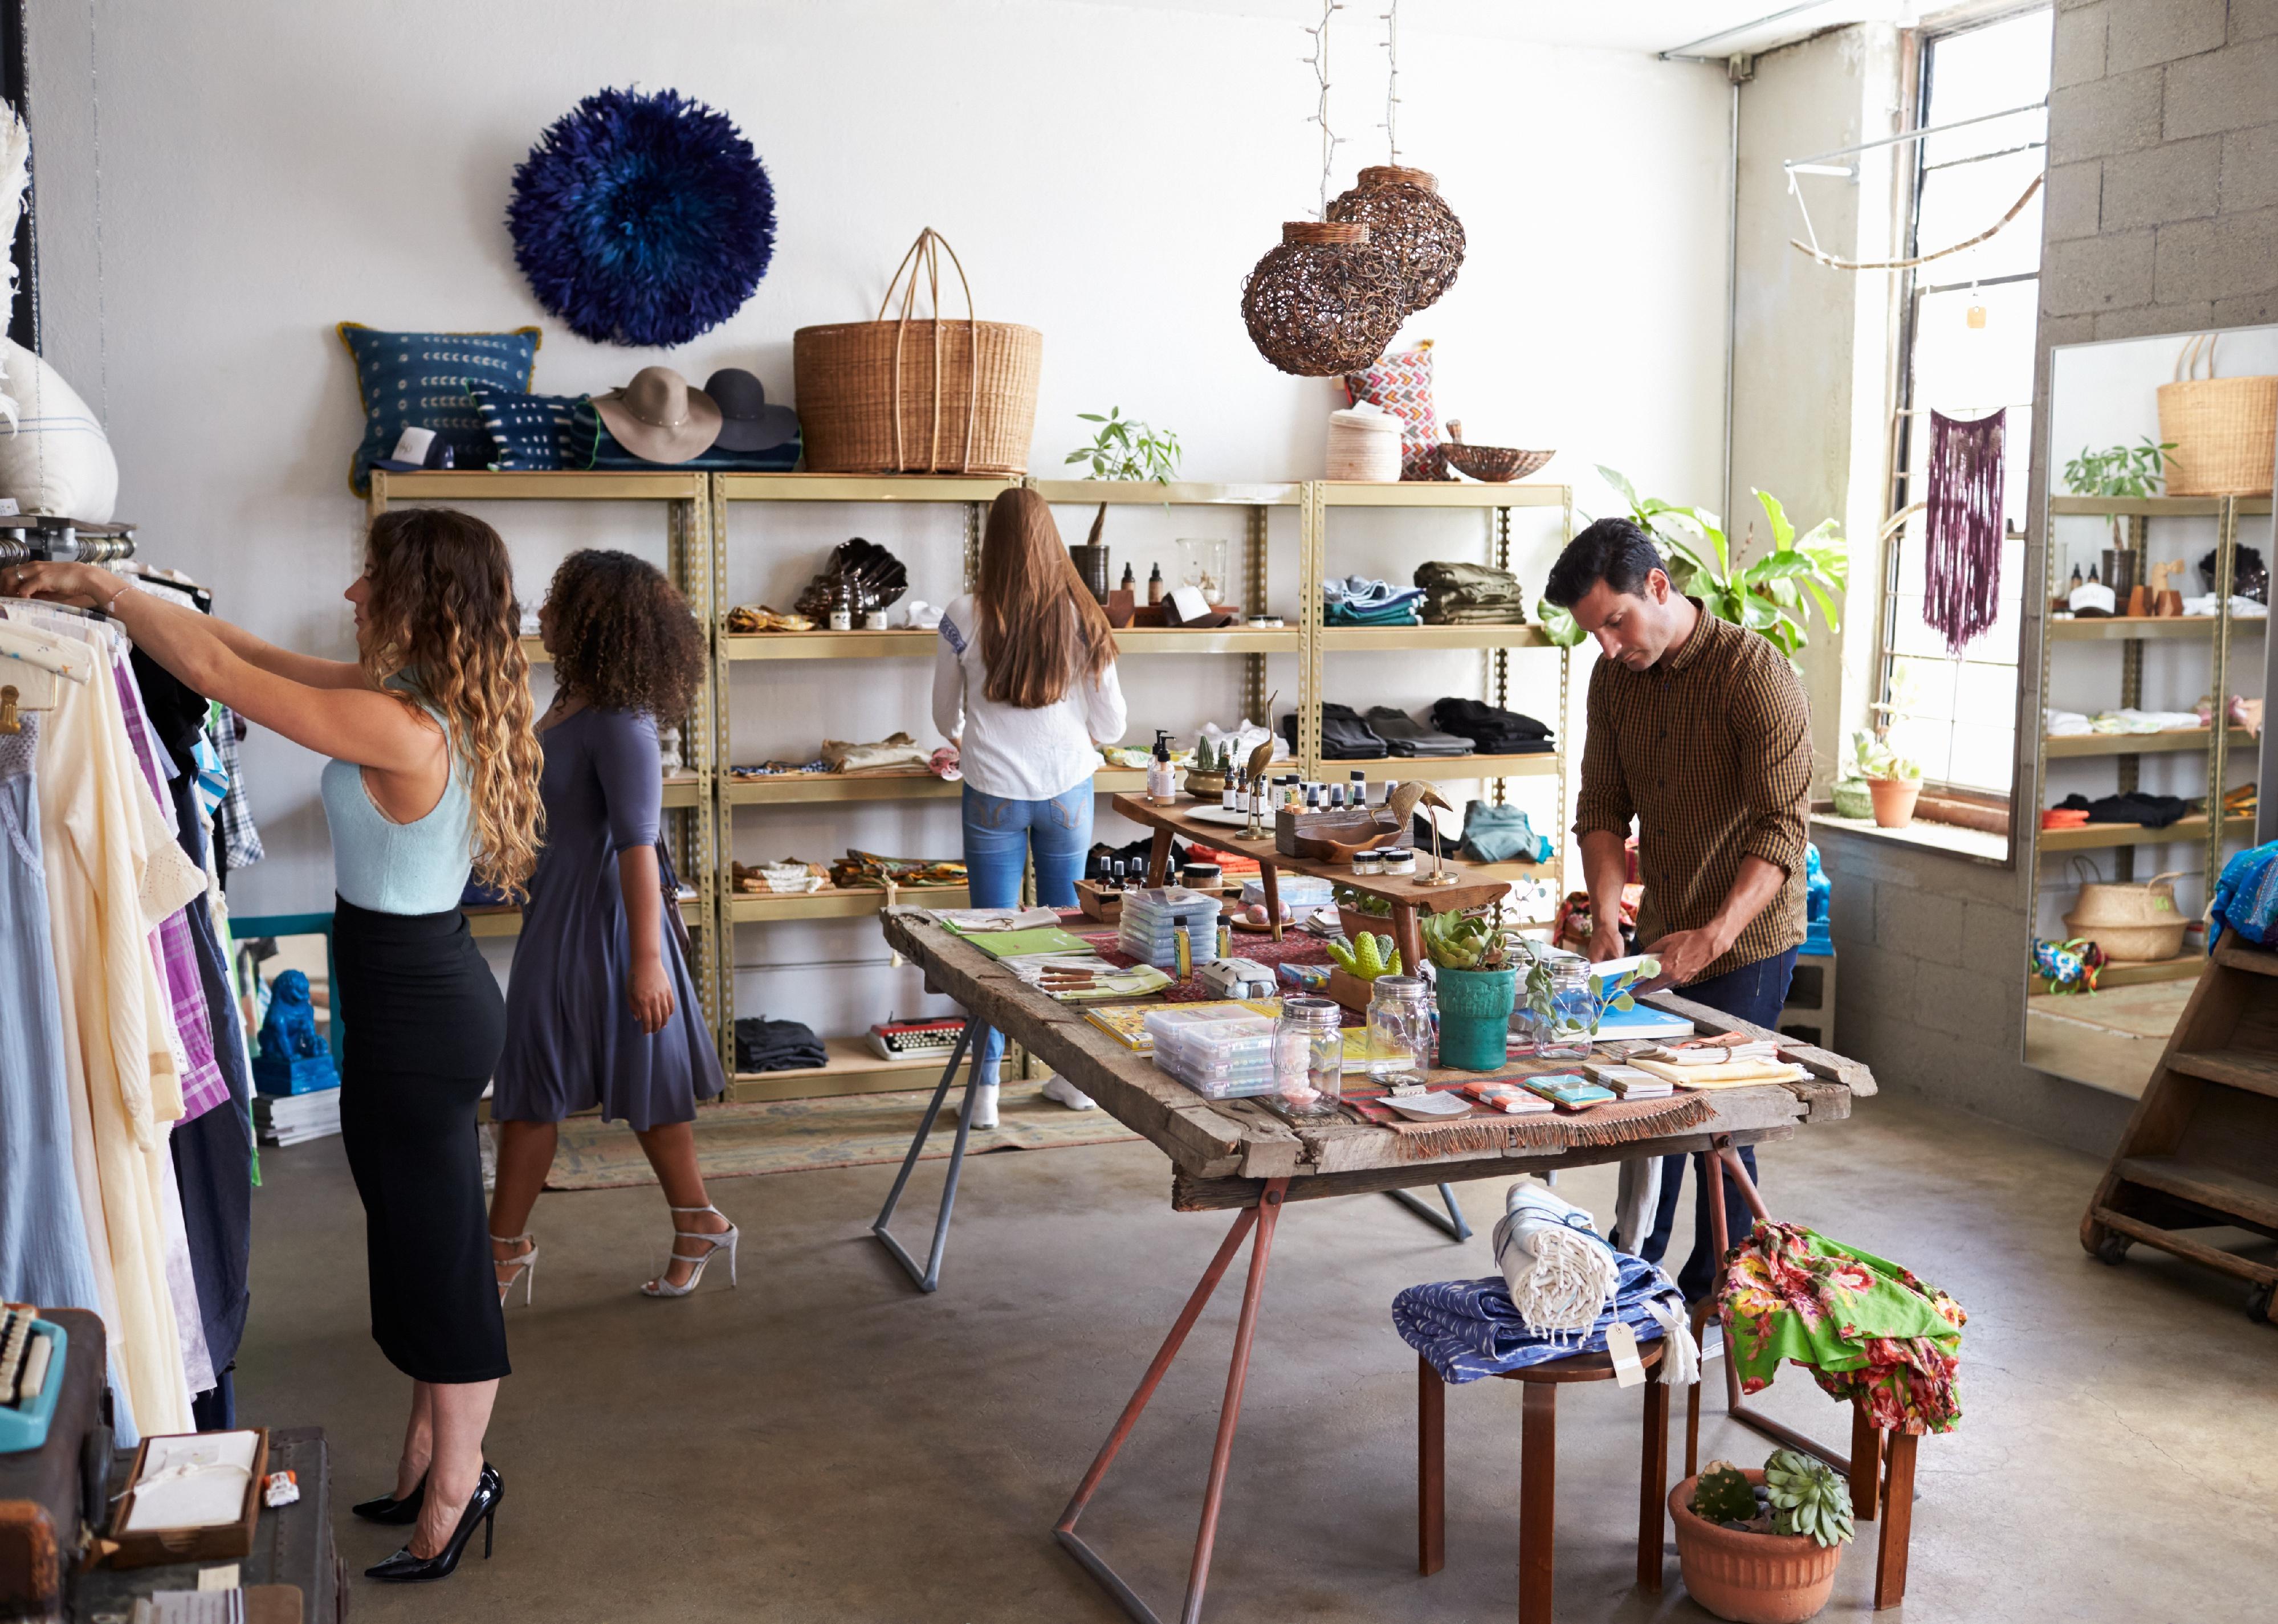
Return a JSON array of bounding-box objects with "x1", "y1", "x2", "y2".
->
[
  {"x1": 961, "y1": 782, "x2": 1094, "y2": 1082},
  {"x1": 1639, "y1": 946, "x2": 1796, "y2": 1300}
]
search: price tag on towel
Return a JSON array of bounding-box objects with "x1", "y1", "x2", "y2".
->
[{"x1": 1605, "y1": 1321, "x2": 1647, "y2": 1388}]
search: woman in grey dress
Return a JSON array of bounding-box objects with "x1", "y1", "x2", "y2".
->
[{"x1": 488, "y1": 550, "x2": 730, "y2": 1299}]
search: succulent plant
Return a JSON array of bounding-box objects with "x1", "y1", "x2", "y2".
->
[
  {"x1": 1764, "y1": 1449, "x2": 1855, "y2": 1548},
  {"x1": 1691, "y1": 1460, "x2": 1759, "y2": 1527}
]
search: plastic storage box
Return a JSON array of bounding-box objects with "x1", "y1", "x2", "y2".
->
[
  {"x1": 1240, "y1": 874, "x2": 1335, "y2": 910},
  {"x1": 1144, "y1": 1005, "x2": 1278, "y2": 1099},
  {"x1": 1118, "y1": 886, "x2": 1224, "y2": 968}
]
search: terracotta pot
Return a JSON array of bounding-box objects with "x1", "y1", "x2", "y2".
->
[
  {"x1": 1866, "y1": 776, "x2": 1920, "y2": 829},
  {"x1": 1669, "y1": 1472, "x2": 1843, "y2": 1624}
]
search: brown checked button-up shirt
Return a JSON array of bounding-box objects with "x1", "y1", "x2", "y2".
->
[{"x1": 1571, "y1": 602, "x2": 1812, "y2": 982}]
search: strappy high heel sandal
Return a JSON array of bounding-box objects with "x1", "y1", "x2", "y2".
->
[
  {"x1": 641, "y1": 1205, "x2": 739, "y2": 1298},
  {"x1": 491, "y1": 1233, "x2": 539, "y2": 1307}
]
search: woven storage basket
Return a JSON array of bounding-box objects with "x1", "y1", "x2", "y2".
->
[
  {"x1": 2067, "y1": 859, "x2": 2186, "y2": 927},
  {"x1": 2060, "y1": 913, "x2": 2189, "y2": 963},
  {"x1": 1326, "y1": 406, "x2": 1401, "y2": 481},
  {"x1": 793, "y1": 228, "x2": 1041, "y2": 475},
  {"x1": 2157, "y1": 334, "x2": 2277, "y2": 496}
]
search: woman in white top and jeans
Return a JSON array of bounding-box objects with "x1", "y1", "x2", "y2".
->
[{"x1": 933, "y1": 488, "x2": 1127, "y2": 1124}]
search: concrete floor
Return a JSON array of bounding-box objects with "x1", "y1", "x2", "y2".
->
[{"x1": 238, "y1": 1093, "x2": 2278, "y2": 1623}]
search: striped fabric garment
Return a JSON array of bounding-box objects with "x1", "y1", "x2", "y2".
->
[
  {"x1": 1393, "y1": 1250, "x2": 1691, "y2": 1385},
  {"x1": 1572, "y1": 605, "x2": 1812, "y2": 981}
]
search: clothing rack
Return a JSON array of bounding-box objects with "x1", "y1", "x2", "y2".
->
[{"x1": 0, "y1": 515, "x2": 138, "y2": 565}]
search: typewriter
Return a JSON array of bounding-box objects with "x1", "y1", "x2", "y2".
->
[
  {"x1": 866, "y1": 1016, "x2": 967, "y2": 1062},
  {"x1": 0, "y1": 1307, "x2": 63, "y2": 1454}
]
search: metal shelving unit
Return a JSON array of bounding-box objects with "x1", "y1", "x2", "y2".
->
[{"x1": 365, "y1": 468, "x2": 722, "y2": 1023}]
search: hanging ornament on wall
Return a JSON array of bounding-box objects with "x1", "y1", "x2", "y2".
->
[
  {"x1": 1242, "y1": 221, "x2": 1407, "y2": 377},
  {"x1": 1327, "y1": 165, "x2": 1464, "y2": 315},
  {"x1": 1323, "y1": 6, "x2": 1464, "y2": 315},
  {"x1": 508, "y1": 87, "x2": 777, "y2": 348}
]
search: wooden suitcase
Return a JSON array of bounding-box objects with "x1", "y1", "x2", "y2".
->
[{"x1": 0, "y1": 1308, "x2": 110, "y2": 1622}]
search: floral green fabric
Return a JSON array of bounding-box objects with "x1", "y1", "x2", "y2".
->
[{"x1": 1719, "y1": 1221, "x2": 1966, "y2": 1435}]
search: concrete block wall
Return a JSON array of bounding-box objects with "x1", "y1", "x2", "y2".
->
[{"x1": 2041, "y1": 0, "x2": 2278, "y2": 344}]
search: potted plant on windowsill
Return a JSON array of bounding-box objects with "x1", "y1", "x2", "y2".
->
[
  {"x1": 1851, "y1": 730, "x2": 1923, "y2": 829},
  {"x1": 1670, "y1": 1450, "x2": 1854, "y2": 1624}
]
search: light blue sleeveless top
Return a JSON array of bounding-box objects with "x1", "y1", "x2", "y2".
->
[{"x1": 319, "y1": 688, "x2": 475, "y2": 916}]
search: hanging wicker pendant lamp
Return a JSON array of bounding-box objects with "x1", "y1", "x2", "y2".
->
[
  {"x1": 1240, "y1": 221, "x2": 1407, "y2": 378},
  {"x1": 1326, "y1": 165, "x2": 1464, "y2": 316}
]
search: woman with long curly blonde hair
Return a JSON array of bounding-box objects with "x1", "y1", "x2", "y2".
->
[{"x1": 10, "y1": 506, "x2": 541, "y2": 1583}]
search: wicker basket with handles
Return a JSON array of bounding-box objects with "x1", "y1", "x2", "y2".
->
[
  {"x1": 2156, "y1": 333, "x2": 2276, "y2": 497},
  {"x1": 2063, "y1": 859, "x2": 2189, "y2": 961},
  {"x1": 792, "y1": 228, "x2": 1041, "y2": 475}
]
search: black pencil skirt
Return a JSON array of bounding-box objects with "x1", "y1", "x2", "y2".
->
[{"x1": 333, "y1": 896, "x2": 510, "y2": 1384}]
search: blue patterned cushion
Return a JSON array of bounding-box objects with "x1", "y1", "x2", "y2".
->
[
  {"x1": 470, "y1": 386, "x2": 597, "y2": 471},
  {"x1": 589, "y1": 417, "x2": 800, "y2": 472},
  {"x1": 336, "y1": 323, "x2": 541, "y2": 495}
]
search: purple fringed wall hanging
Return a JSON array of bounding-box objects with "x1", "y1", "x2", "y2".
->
[{"x1": 1923, "y1": 408, "x2": 2006, "y2": 654}]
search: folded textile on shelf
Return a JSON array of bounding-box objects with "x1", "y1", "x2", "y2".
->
[
  {"x1": 1459, "y1": 801, "x2": 1552, "y2": 863},
  {"x1": 821, "y1": 732, "x2": 932, "y2": 774},
  {"x1": 1430, "y1": 697, "x2": 1555, "y2": 753},
  {"x1": 2043, "y1": 707, "x2": 2092, "y2": 736},
  {"x1": 1719, "y1": 1220, "x2": 1966, "y2": 1434},
  {"x1": 733, "y1": 1015, "x2": 828, "y2": 1072},
  {"x1": 2198, "y1": 693, "x2": 2264, "y2": 737},
  {"x1": 1325, "y1": 598, "x2": 1423, "y2": 627},
  {"x1": 731, "y1": 858, "x2": 829, "y2": 894},
  {"x1": 2040, "y1": 807, "x2": 2090, "y2": 830},
  {"x1": 1414, "y1": 559, "x2": 1527, "y2": 625},
  {"x1": 2050, "y1": 790, "x2": 2192, "y2": 829},
  {"x1": 730, "y1": 759, "x2": 829, "y2": 778},
  {"x1": 895, "y1": 598, "x2": 945, "y2": 631},
  {"x1": 1281, "y1": 704, "x2": 1389, "y2": 760},
  {"x1": 726, "y1": 605, "x2": 817, "y2": 634},
  {"x1": 1323, "y1": 574, "x2": 1425, "y2": 627},
  {"x1": 1364, "y1": 705, "x2": 1474, "y2": 757},
  {"x1": 2179, "y1": 593, "x2": 2267, "y2": 618},
  {"x1": 829, "y1": 850, "x2": 967, "y2": 889},
  {"x1": 2088, "y1": 708, "x2": 2203, "y2": 734},
  {"x1": 1394, "y1": 1246, "x2": 1698, "y2": 1386}
]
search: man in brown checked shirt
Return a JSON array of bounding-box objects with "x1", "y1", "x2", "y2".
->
[{"x1": 1544, "y1": 516, "x2": 1814, "y2": 1299}]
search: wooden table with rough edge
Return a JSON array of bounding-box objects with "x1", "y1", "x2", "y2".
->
[{"x1": 872, "y1": 904, "x2": 1876, "y2": 1624}]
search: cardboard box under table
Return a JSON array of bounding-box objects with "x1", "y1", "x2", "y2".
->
[{"x1": 871, "y1": 905, "x2": 1877, "y2": 1624}]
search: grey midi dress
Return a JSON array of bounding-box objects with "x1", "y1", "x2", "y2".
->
[{"x1": 494, "y1": 707, "x2": 723, "y2": 1129}]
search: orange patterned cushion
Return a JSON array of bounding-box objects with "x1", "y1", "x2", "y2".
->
[{"x1": 1344, "y1": 346, "x2": 1448, "y2": 481}]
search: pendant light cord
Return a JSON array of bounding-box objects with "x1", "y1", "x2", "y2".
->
[
  {"x1": 1379, "y1": 0, "x2": 1400, "y2": 165},
  {"x1": 1303, "y1": 0, "x2": 1344, "y2": 218},
  {"x1": 85, "y1": 0, "x2": 107, "y2": 427}
]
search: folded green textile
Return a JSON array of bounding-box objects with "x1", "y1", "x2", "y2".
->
[
  {"x1": 1422, "y1": 603, "x2": 1530, "y2": 625},
  {"x1": 1326, "y1": 600, "x2": 1423, "y2": 626},
  {"x1": 1719, "y1": 1221, "x2": 1965, "y2": 1434}
]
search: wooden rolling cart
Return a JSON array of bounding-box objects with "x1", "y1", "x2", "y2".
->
[
  {"x1": 365, "y1": 468, "x2": 719, "y2": 1014},
  {"x1": 1301, "y1": 480, "x2": 1575, "y2": 917}
]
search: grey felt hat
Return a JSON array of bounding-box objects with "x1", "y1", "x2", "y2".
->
[{"x1": 702, "y1": 368, "x2": 801, "y2": 452}]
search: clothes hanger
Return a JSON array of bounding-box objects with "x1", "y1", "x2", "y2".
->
[{"x1": 0, "y1": 618, "x2": 93, "y2": 734}]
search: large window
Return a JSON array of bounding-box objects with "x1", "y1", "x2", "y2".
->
[{"x1": 1876, "y1": 7, "x2": 2051, "y2": 796}]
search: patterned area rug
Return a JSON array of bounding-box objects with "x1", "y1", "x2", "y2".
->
[{"x1": 541, "y1": 1082, "x2": 1143, "y2": 1191}]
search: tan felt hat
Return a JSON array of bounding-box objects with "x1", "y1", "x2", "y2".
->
[{"x1": 592, "y1": 366, "x2": 723, "y2": 463}]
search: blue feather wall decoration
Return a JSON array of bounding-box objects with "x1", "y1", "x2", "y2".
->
[{"x1": 508, "y1": 87, "x2": 777, "y2": 348}]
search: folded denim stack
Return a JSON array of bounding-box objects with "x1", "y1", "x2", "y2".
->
[
  {"x1": 1415, "y1": 560, "x2": 1528, "y2": 626},
  {"x1": 1281, "y1": 704, "x2": 1389, "y2": 760},
  {"x1": 1323, "y1": 574, "x2": 1425, "y2": 627},
  {"x1": 1430, "y1": 697, "x2": 1556, "y2": 754},
  {"x1": 1364, "y1": 705, "x2": 1473, "y2": 757}
]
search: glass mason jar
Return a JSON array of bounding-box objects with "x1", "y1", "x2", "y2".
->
[
  {"x1": 1179, "y1": 537, "x2": 1230, "y2": 605},
  {"x1": 1525, "y1": 953, "x2": 1598, "y2": 1059},
  {"x1": 1366, "y1": 974, "x2": 1433, "y2": 1086},
  {"x1": 1272, "y1": 995, "x2": 1344, "y2": 1119}
]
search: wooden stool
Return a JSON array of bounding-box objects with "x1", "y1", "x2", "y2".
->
[{"x1": 1417, "y1": 1345, "x2": 1670, "y2": 1622}]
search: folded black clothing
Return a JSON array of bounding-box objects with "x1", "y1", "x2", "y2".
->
[
  {"x1": 1364, "y1": 706, "x2": 1474, "y2": 756},
  {"x1": 1283, "y1": 704, "x2": 1388, "y2": 761},
  {"x1": 733, "y1": 1015, "x2": 828, "y2": 1072},
  {"x1": 1430, "y1": 697, "x2": 1554, "y2": 754},
  {"x1": 2053, "y1": 791, "x2": 2193, "y2": 829}
]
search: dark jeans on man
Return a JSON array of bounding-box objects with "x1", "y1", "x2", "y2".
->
[{"x1": 1637, "y1": 946, "x2": 1797, "y2": 1300}]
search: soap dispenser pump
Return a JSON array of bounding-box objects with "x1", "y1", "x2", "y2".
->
[{"x1": 1147, "y1": 728, "x2": 1177, "y2": 804}]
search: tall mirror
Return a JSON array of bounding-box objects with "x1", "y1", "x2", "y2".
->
[{"x1": 2025, "y1": 326, "x2": 2277, "y2": 1096}]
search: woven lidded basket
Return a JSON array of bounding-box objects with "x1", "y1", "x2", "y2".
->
[
  {"x1": 2157, "y1": 334, "x2": 2276, "y2": 496},
  {"x1": 793, "y1": 228, "x2": 1041, "y2": 475},
  {"x1": 2067, "y1": 859, "x2": 2186, "y2": 927}
]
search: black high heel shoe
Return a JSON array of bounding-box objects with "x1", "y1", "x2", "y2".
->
[
  {"x1": 351, "y1": 1472, "x2": 426, "y2": 1525},
  {"x1": 365, "y1": 1464, "x2": 502, "y2": 1583}
]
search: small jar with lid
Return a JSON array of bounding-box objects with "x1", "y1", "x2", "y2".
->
[
  {"x1": 1366, "y1": 974, "x2": 1433, "y2": 1085},
  {"x1": 1272, "y1": 996, "x2": 1344, "y2": 1119},
  {"x1": 1378, "y1": 847, "x2": 1416, "y2": 876}
]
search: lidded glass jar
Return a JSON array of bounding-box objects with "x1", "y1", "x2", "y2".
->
[
  {"x1": 1366, "y1": 974, "x2": 1433, "y2": 1086},
  {"x1": 1525, "y1": 952, "x2": 1596, "y2": 1059},
  {"x1": 1272, "y1": 995, "x2": 1344, "y2": 1119}
]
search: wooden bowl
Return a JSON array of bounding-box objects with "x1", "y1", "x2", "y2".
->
[{"x1": 1443, "y1": 444, "x2": 1554, "y2": 483}]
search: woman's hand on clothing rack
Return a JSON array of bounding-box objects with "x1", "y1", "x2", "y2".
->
[{"x1": 3, "y1": 560, "x2": 127, "y2": 610}]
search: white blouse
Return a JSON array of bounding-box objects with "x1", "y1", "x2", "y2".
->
[{"x1": 931, "y1": 594, "x2": 1128, "y2": 801}]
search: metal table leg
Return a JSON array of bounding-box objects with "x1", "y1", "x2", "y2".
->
[
  {"x1": 870, "y1": 1022, "x2": 981, "y2": 1295},
  {"x1": 1384, "y1": 1183, "x2": 1474, "y2": 1241},
  {"x1": 1056, "y1": 1178, "x2": 1290, "y2": 1624}
]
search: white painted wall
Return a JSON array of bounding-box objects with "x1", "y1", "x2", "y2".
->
[{"x1": 26, "y1": 0, "x2": 1728, "y2": 1039}]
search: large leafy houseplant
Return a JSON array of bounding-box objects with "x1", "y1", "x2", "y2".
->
[
  {"x1": 1065, "y1": 407, "x2": 1182, "y2": 548},
  {"x1": 1593, "y1": 466, "x2": 1848, "y2": 663}
]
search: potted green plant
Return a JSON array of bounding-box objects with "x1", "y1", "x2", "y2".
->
[
  {"x1": 1063, "y1": 408, "x2": 1182, "y2": 595},
  {"x1": 1669, "y1": 1449, "x2": 1853, "y2": 1624},
  {"x1": 1185, "y1": 736, "x2": 1228, "y2": 798},
  {"x1": 1506, "y1": 937, "x2": 1660, "y2": 1057},
  {"x1": 2063, "y1": 436, "x2": 2175, "y2": 552},
  {"x1": 1851, "y1": 729, "x2": 1922, "y2": 829},
  {"x1": 1418, "y1": 912, "x2": 1526, "y2": 1069},
  {"x1": 1596, "y1": 467, "x2": 1849, "y2": 664}
]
